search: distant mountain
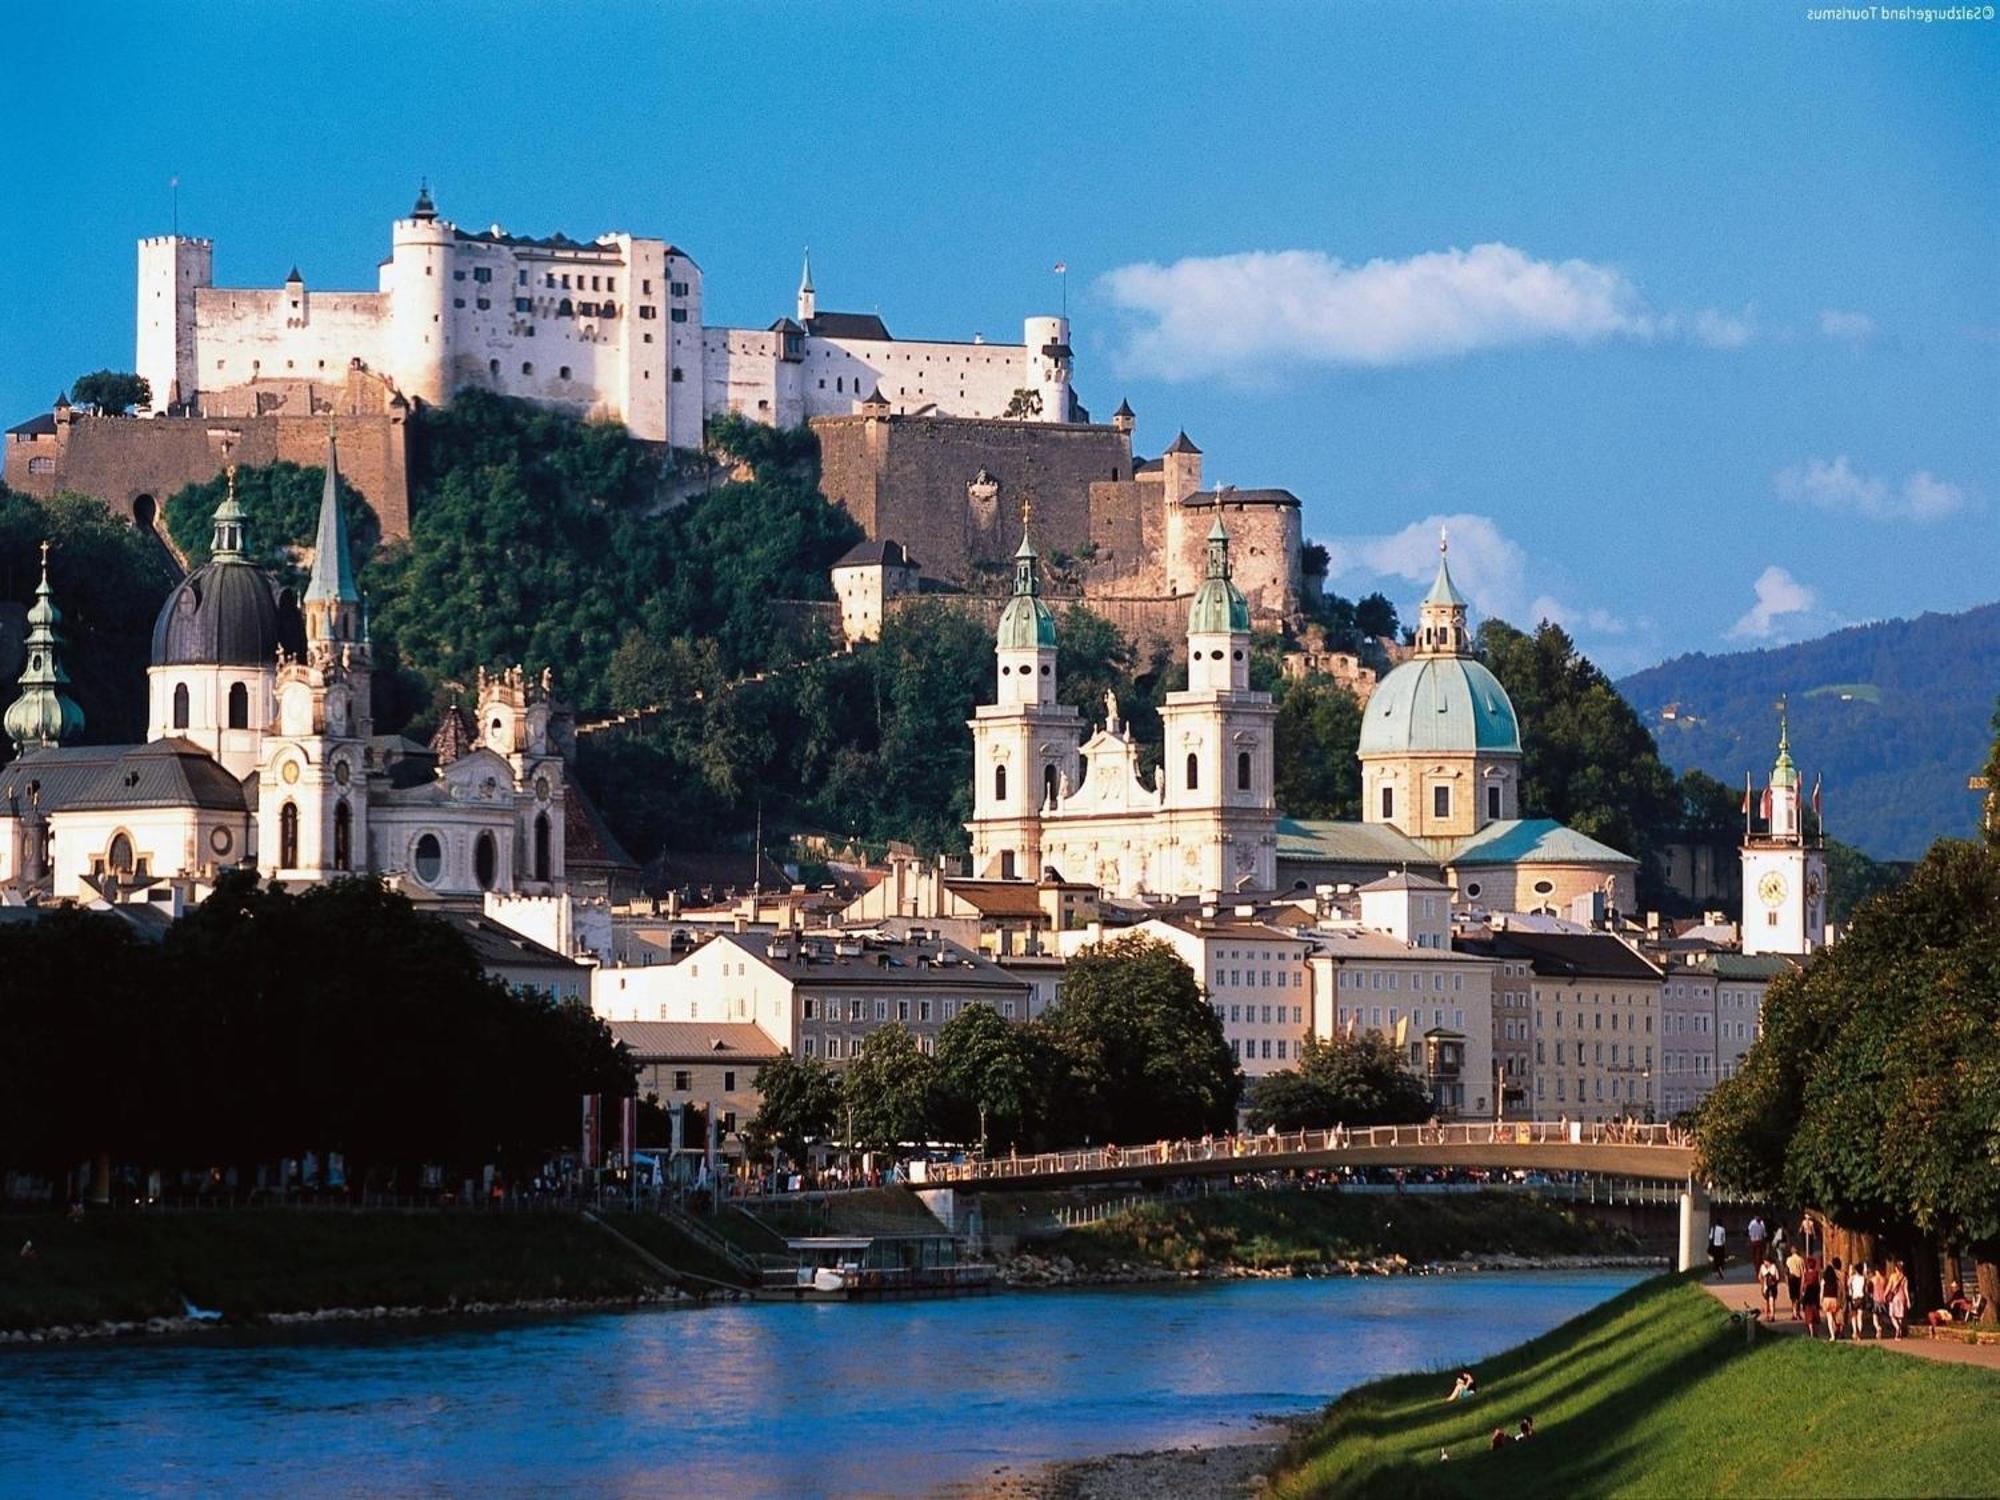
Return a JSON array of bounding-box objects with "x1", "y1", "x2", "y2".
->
[{"x1": 1617, "y1": 603, "x2": 2000, "y2": 861}]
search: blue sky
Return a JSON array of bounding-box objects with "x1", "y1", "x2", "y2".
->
[{"x1": 3, "y1": 2, "x2": 1993, "y2": 675}]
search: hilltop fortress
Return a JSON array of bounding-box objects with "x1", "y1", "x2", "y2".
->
[{"x1": 5, "y1": 189, "x2": 1302, "y2": 632}]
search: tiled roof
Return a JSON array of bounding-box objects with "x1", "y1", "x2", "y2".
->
[
  {"x1": 1183, "y1": 488, "x2": 1301, "y2": 508},
  {"x1": 33, "y1": 740, "x2": 250, "y2": 814},
  {"x1": 1313, "y1": 926, "x2": 1495, "y2": 962},
  {"x1": 1700, "y1": 952, "x2": 1798, "y2": 980},
  {"x1": 1145, "y1": 915, "x2": 1312, "y2": 945},
  {"x1": 5, "y1": 412, "x2": 56, "y2": 438},
  {"x1": 1448, "y1": 819, "x2": 1637, "y2": 868},
  {"x1": 943, "y1": 880, "x2": 1048, "y2": 918},
  {"x1": 1358, "y1": 872, "x2": 1452, "y2": 893},
  {"x1": 608, "y1": 1020, "x2": 783, "y2": 1062},
  {"x1": 433, "y1": 910, "x2": 587, "y2": 972},
  {"x1": 1276, "y1": 817, "x2": 1439, "y2": 870},
  {"x1": 1459, "y1": 930, "x2": 1663, "y2": 982},
  {"x1": 726, "y1": 931, "x2": 1027, "y2": 991},
  {"x1": 806, "y1": 311, "x2": 893, "y2": 342},
  {"x1": 834, "y1": 539, "x2": 916, "y2": 569},
  {"x1": 564, "y1": 781, "x2": 640, "y2": 877}
]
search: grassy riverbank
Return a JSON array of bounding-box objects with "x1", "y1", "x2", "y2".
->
[
  {"x1": 1269, "y1": 1273, "x2": 2000, "y2": 1498},
  {"x1": 1030, "y1": 1191, "x2": 1640, "y2": 1274},
  {"x1": 0, "y1": 1210, "x2": 699, "y2": 1331}
]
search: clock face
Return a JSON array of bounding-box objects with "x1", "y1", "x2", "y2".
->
[
  {"x1": 1759, "y1": 870, "x2": 1788, "y2": 908},
  {"x1": 280, "y1": 759, "x2": 301, "y2": 785},
  {"x1": 1806, "y1": 871, "x2": 1822, "y2": 900}
]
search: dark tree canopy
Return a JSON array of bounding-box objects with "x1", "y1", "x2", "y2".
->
[
  {"x1": 1274, "y1": 677, "x2": 1364, "y2": 820},
  {"x1": 745, "y1": 1052, "x2": 841, "y2": 1170},
  {"x1": 841, "y1": 1023, "x2": 939, "y2": 1152},
  {"x1": 1246, "y1": 1033, "x2": 1433, "y2": 1131},
  {"x1": 164, "y1": 461, "x2": 381, "y2": 583},
  {"x1": 933, "y1": 1002, "x2": 1052, "y2": 1150},
  {"x1": 70, "y1": 370, "x2": 151, "y2": 416}
]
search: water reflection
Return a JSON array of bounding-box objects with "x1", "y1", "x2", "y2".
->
[{"x1": 0, "y1": 1271, "x2": 1642, "y2": 1498}]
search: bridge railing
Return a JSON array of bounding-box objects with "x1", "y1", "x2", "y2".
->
[{"x1": 919, "y1": 1119, "x2": 1694, "y2": 1185}]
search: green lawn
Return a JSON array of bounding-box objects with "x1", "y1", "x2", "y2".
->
[
  {"x1": 1271, "y1": 1273, "x2": 2000, "y2": 1499},
  {"x1": 0, "y1": 1210, "x2": 664, "y2": 1329},
  {"x1": 1037, "y1": 1190, "x2": 1641, "y2": 1273}
]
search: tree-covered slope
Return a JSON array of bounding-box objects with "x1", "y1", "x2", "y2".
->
[{"x1": 1618, "y1": 604, "x2": 2000, "y2": 860}]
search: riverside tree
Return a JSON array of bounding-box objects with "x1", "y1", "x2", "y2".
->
[
  {"x1": 1039, "y1": 936, "x2": 1241, "y2": 1144},
  {"x1": 933, "y1": 1002, "x2": 1051, "y2": 1151},
  {"x1": 1246, "y1": 1033, "x2": 1434, "y2": 1132},
  {"x1": 842, "y1": 1023, "x2": 939, "y2": 1153},
  {"x1": 1697, "y1": 837, "x2": 2000, "y2": 1320},
  {"x1": 745, "y1": 1052, "x2": 841, "y2": 1176}
]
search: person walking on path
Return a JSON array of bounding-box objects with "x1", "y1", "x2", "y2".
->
[
  {"x1": 1759, "y1": 1253, "x2": 1782, "y2": 1321},
  {"x1": 1747, "y1": 1213, "x2": 1768, "y2": 1273},
  {"x1": 1822, "y1": 1258, "x2": 1845, "y2": 1340},
  {"x1": 1785, "y1": 1245, "x2": 1806, "y2": 1318},
  {"x1": 1871, "y1": 1263, "x2": 1891, "y2": 1340},
  {"x1": 1849, "y1": 1260, "x2": 1873, "y2": 1339},
  {"x1": 1709, "y1": 1220, "x2": 1728, "y2": 1280},
  {"x1": 1800, "y1": 1254, "x2": 1822, "y2": 1336},
  {"x1": 1884, "y1": 1262, "x2": 1909, "y2": 1340}
]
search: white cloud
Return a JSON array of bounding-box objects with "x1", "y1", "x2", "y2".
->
[
  {"x1": 1728, "y1": 565, "x2": 1818, "y2": 641},
  {"x1": 1691, "y1": 305, "x2": 1757, "y2": 350},
  {"x1": 1773, "y1": 455, "x2": 1967, "y2": 522},
  {"x1": 1819, "y1": 308, "x2": 1875, "y2": 342},
  {"x1": 1099, "y1": 244, "x2": 1660, "y2": 379}
]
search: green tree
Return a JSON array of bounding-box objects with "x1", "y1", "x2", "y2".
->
[
  {"x1": 1982, "y1": 695, "x2": 2000, "y2": 845},
  {"x1": 164, "y1": 461, "x2": 381, "y2": 582},
  {"x1": 1040, "y1": 936, "x2": 1240, "y2": 1143},
  {"x1": 1824, "y1": 838, "x2": 1903, "y2": 924},
  {"x1": 1245, "y1": 1033, "x2": 1433, "y2": 1131},
  {"x1": 1676, "y1": 768, "x2": 1743, "y2": 839},
  {"x1": 1274, "y1": 677, "x2": 1364, "y2": 819},
  {"x1": 841, "y1": 1023, "x2": 938, "y2": 1152},
  {"x1": 1698, "y1": 838, "x2": 2000, "y2": 1320},
  {"x1": 746, "y1": 1052, "x2": 841, "y2": 1174},
  {"x1": 70, "y1": 370, "x2": 151, "y2": 416},
  {"x1": 1354, "y1": 592, "x2": 1400, "y2": 640},
  {"x1": 933, "y1": 1003, "x2": 1048, "y2": 1150},
  {"x1": 1003, "y1": 389, "x2": 1043, "y2": 420}
]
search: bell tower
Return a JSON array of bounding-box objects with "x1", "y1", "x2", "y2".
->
[{"x1": 1741, "y1": 701, "x2": 1826, "y2": 956}]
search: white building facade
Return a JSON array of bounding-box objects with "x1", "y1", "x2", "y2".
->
[{"x1": 139, "y1": 196, "x2": 1069, "y2": 447}]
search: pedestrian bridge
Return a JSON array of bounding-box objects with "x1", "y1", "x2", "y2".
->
[
  {"x1": 912, "y1": 1120, "x2": 1699, "y2": 1191},
  {"x1": 909, "y1": 1120, "x2": 1713, "y2": 1270}
]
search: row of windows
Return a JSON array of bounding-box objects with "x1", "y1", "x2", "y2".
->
[
  {"x1": 1336, "y1": 1007, "x2": 1469, "y2": 1031},
  {"x1": 799, "y1": 995, "x2": 1008, "y2": 1024},
  {"x1": 1545, "y1": 1009, "x2": 1653, "y2": 1034},
  {"x1": 170, "y1": 681, "x2": 250, "y2": 731},
  {"x1": 1376, "y1": 784, "x2": 1506, "y2": 821},
  {"x1": 1213, "y1": 1003, "x2": 1306, "y2": 1026},
  {"x1": 1231, "y1": 1038, "x2": 1292, "y2": 1061},
  {"x1": 1536, "y1": 1075, "x2": 1651, "y2": 1103},
  {"x1": 1338, "y1": 969, "x2": 1467, "y2": 993},
  {"x1": 1539, "y1": 1041, "x2": 1652, "y2": 1068},
  {"x1": 1210, "y1": 969, "x2": 1300, "y2": 990}
]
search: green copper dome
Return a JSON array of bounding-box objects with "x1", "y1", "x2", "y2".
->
[
  {"x1": 997, "y1": 530, "x2": 1057, "y2": 651},
  {"x1": 1188, "y1": 517, "x2": 1250, "y2": 635},
  {"x1": 6, "y1": 543, "x2": 86, "y2": 752},
  {"x1": 1358, "y1": 655, "x2": 1521, "y2": 757}
]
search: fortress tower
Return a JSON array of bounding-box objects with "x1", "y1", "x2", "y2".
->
[{"x1": 136, "y1": 235, "x2": 214, "y2": 413}]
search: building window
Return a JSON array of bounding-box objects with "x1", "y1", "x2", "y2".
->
[
  {"x1": 1186, "y1": 752, "x2": 1199, "y2": 791},
  {"x1": 670, "y1": 307, "x2": 688, "y2": 323},
  {"x1": 534, "y1": 813, "x2": 551, "y2": 882},
  {"x1": 1433, "y1": 784, "x2": 1450, "y2": 820},
  {"x1": 474, "y1": 831, "x2": 497, "y2": 890},
  {"x1": 1487, "y1": 783, "x2": 1502, "y2": 820},
  {"x1": 1237, "y1": 751, "x2": 1251, "y2": 791},
  {"x1": 1380, "y1": 786, "x2": 1393, "y2": 820},
  {"x1": 412, "y1": 832, "x2": 442, "y2": 884},
  {"x1": 1044, "y1": 762, "x2": 1059, "y2": 804},
  {"x1": 279, "y1": 802, "x2": 299, "y2": 868},
  {"x1": 723, "y1": 1070, "x2": 736, "y2": 1091},
  {"x1": 673, "y1": 1070, "x2": 691, "y2": 1092},
  {"x1": 333, "y1": 800, "x2": 352, "y2": 872},
  {"x1": 172, "y1": 682, "x2": 190, "y2": 730},
  {"x1": 227, "y1": 681, "x2": 249, "y2": 730}
]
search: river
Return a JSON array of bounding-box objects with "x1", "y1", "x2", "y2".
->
[{"x1": 0, "y1": 1270, "x2": 1643, "y2": 1497}]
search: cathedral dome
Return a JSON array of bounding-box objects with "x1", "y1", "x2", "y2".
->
[
  {"x1": 1358, "y1": 655, "x2": 1521, "y2": 757},
  {"x1": 1188, "y1": 518, "x2": 1250, "y2": 635},
  {"x1": 151, "y1": 562, "x2": 305, "y2": 667},
  {"x1": 997, "y1": 590, "x2": 1057, "y2": 651}
]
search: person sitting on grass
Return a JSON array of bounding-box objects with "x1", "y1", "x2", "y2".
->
[
  {"x1": 1490, "y1": 1428, "x2": 1512, "y2": 1451},
  {"x1": 1447, "y1": 1370, "x2": 1477, "y2": 1402},
  {"x1": 1927, "y1": 1281, "x2": 1973, "y2": 1328},
  {"x1": 1517, "y1": 1417, "x2": 1535, "y2": 1440}
]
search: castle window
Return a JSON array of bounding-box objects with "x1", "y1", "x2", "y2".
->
[
  {"x1": 490, "y1": 359, "x2": 500, "y2": 376},
  {"x1": 412, "y1": 833, "x2": 442, "y2": 884},
  {"x1": 557, "y1": 299, "x2": 574, "y2": 318},
  {"x1": 333, "y1": 801, "x2": 352, "y2": 872},
  {"x1": 521, "y1": 362, "x2": 534, "y2": 376},
  {"x1": 1487, "y1": 784, "x2": 1502, "y2": 820},
  {"x1": 670, "y1": 280, "x2": 688, "y2": 297},
  {"x1": 227, "y1": 682, "x2": 249, "y2": 731},
  {"x1": 1434, "y1": 785, "x2": 1451, "y2": 820},
  {"x1": 1380, "y1": 786, "x2": 1394, "y2": 820},
  {"x1": 1237, "y1": 751, "x2": 1251, "y2": 792},
  {"x1": 476, "y1": 298, "x2": 491, "y2": 311},
  {"x1": 559, "y1": 366, "x2": 572, "y2": 380},
  {"x1": 994, "y1": 764, "x2": 1007, "y2": 802},
  {"x1": 670, "y1": 308, "x2": 688, "y2": 323},
  {"x1": 1186, "y1": 753, "x2": 1199, "y2": 791},
  {"x1": 474, "y1": 832, "x2": 498, "y2": 891},
  {"x1": 172, "y1": 682, "x2": 190, "y2": 730},
  {"x1": 279, "y1": 802, "x2": 299, "y2": 869},
  {"x1": 670, "y1": 366, "x2": 681, "y2": 381},
  {"x1": 534, "y1": 813, "x2": 551, "y2": 883},
  {"x1": 454, "y1": 298, "x2": 466, "y2": 309}
]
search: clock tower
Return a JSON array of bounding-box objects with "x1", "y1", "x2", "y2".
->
[{"x1": 1741, "y1": 703, "x2": 1826, "y2": 957}]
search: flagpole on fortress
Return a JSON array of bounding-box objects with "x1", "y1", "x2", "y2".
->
[
  {"x1": 170, "y1": 175, "x2": 179, "y2": 236},
  {"x1": 1055, "y1": 261, "x2": 1067, "y2": 319}
]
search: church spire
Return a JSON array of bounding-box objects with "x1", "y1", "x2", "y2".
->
[
  {"x1": 1414, "y1": 526, "x2": 1471, "y2": 656},
  {"x1": 5, "y1": 542, "x2": 86, "y2": 753},
  {"x1": 303, "y1": 430, "x2": 367, "y2": 655},
  {"x1": 797, "y1": 246, "x2": 816, "y2": 324},
  {"x1": 210, "y1": 460, "x2": 247, "y2": 562}
]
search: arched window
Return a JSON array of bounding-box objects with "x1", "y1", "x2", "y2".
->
[
  {"x1": 1043, "y1": 763, "x2": 1059, "y2": 806},
  {"x1": 474, "y1": 831, "x2": 498, "y2": 891},
  {"x1": 172, "y1": 682, "x2": 190, "y2": 730},
  {"x1": 1185, "y1": 752, "x2": 1199, "y2": 791},
  {"x1": 1380, "y1": 786, "x2": 1394, "y2": 820},
  {"x1": 412, "y1": 833, "x2": 442, "y2": 884},
  {"x1": 227, "y1": 682, "x2": 249, "y2": 730},
  {"x1": 994, "y1": 764, "x2": 1007, "y2": 802},
  {"x1": 1486, "y1": 783, "x2": 1502, "y2": 821},
  {"x1": 108, "y1": 833, "x2": 135, "y2": 874},
  {"x1": 1237, "y1": 751, "x2": 1251, "y2": 792},
  {"x1": 534, "y1": 813, "x2": 551, "y2": 883},
  {"x1": 279, "y1": 802, "x2": 299, "y2": 868},
  {"x1": 333, "y1": 801, "x2": 352, "y2": 872}
]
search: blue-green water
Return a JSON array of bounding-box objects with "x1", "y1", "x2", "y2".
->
[{"x1": 0, "y1": 1271, "x2": 1643, "y2": 1497}]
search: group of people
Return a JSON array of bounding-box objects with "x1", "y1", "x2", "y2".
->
[
  {"x1": 1439, "y1": 1370, "x2": 1536, "y2": 1460},
  {"x1": 1717, "y1": 1212, "x2": 1932, "y2": 1340}
]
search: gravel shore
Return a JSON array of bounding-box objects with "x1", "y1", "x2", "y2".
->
[{"x1": 946, "y1": 1432, "x2": 1289, "y2": 1500}]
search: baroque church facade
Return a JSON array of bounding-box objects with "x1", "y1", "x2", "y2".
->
[{"x1": 0, "y1": 438, "x2": 566, "y2": 904}]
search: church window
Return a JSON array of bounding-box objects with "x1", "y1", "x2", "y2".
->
[
  {"x1": 412, "y1": 833, "x2": 442, "y2": 884},
  {"x1": 1487, "y1": 783, "x2": 1501, "y2": 820},
  {"x1": 227, "y1": 682, "x2": 249, "y2": 731},
  {"x1": 1186, "y1": 753, "x2": 1199, "y2": 791},
  {"x1": 994, "y1": 764, "x2": 1007, "y2": 802},
  {"x1": 108, "y1": 833, "x2": 135, "y2": 874},
  {"x1": 333, "y1": 801, "x2": 352, "y2": 872},
  {"x1": 474, "y1": 832, "x2": 498, "y2": 891},
  {"x1": 279, "y1": 802, "x2": 299, "y2": 869},
  {"x1": 1237, "y1": 752, "x2": 1251, "y2": 791},
  {"x1": 1000, "y1": 850, "x2": 1016, "y2": 879},
  {"x1": 1433, "y1": 785, "x2": 1451, "y2": 820},
  {"x1": 1044, "y1": 763, "x2": 1058, "y2": 804},
  {"x1": 172, "y1": 682, "x2": 190, "y2": 730},
  {"x1": 1380, "y1": 786, "x2": 1393, "y2": 820},
  {"x1": 534, "y1": 813, "x2": 551, "y2": 882}
]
